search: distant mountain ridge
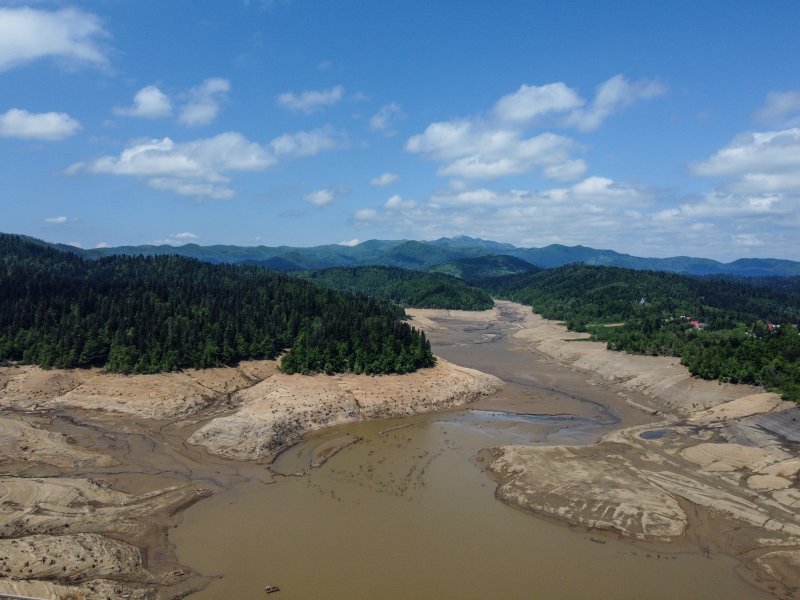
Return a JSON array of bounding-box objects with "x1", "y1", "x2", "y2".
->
[{"x1": 11, "y1": 233, "x2": 800, "y2": 277}]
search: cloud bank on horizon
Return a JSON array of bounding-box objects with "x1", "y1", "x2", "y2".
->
[{"x1": 1, "y1": 2, "x2": 799, "y2": 261}]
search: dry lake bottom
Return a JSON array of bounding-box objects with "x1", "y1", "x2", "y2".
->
[{"x1": 1, "y1": 301, "x2": 798, "y2": 599}]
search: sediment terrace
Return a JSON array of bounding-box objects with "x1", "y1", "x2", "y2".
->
[
  {"x1": 0, "y1": 357, "x2": 499, "y2": 598},
  {"x1": 409, "y1": 302, "x2": 800, "y2": 599}
]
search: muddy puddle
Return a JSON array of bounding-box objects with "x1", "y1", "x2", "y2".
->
[{"x1": 172, "y1": 309, "x2": 770, "y2": 599}]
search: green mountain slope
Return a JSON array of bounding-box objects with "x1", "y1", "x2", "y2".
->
[
  {"x1": 296, "y1": 266, "x2": 493, "y2": 310},
  {"x1": 428, "y1": 255, "x2": 540, "y2": 282},
  {"x1": 0, "y1": 234, "x2": 433, "y2": 375},
  {"x1": 481, "y1": 265, "x2": 800, "y2": 400}
]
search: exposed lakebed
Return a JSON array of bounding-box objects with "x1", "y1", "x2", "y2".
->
[{"x1": 173, "y1": 307, "x2": 769, "y2": 599}]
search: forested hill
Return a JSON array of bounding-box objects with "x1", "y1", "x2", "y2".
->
[
  {"x1": 482, "y1": 265, "x2": 800, "y2": 401},
  {"x1": 427, "y1": 255, "x2": 540, "y2": 283},
  {"x1": 485, "y1": 265, "x2": 800, "y2": 328},
  {"x1": 0, "y1": 234, "x2": 434, "y2": 375},
  {"x1": 295, "y1": 266, "x2": 493, "y2": 310}
]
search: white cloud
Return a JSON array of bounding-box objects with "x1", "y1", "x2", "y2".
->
[
  {"x1": 670, "y1": 192, "x2": 786, "y2": 219},
  {"x1": 68, "y1": 127, "x2": 341, "y2": 199},
  {"x1": 179, "y1": 78, "x2": 230, "y2": 127},
  {"x1": 493, "y1": 82, "x2": 584, "y2": 123},
  {"x1": 350, "y1": 151, "x2": 799, "y2": 261},
  {"x1": 277, "y1": 85, "x2": 343, "y2": 113},
  {"x1": 369, "y1": 103, "x2": 403, "y2": 133},
  {"x1": 68, "y1": 132, "x2": 273, "y2": 199},
  {"x1": 269, "y1": 126, "x2": 342, "y2": 157},
  {"x1": 734, "y1": 233, "x2": 764, "y2": 247},
  {"x1": 564, "y1": 75, "x2": 666, "y2": 131},
  {"x1": 0, "y1": 108, "x2": 80, "y2": 140},
  {"x1": 384, "y1": 194, "x2": 417, "y2": 210},
  {"x1": 0, "y1": 7, "x2": 107, "y2": 72},
  {"x1": 353, "y1": 177, "x2": 668, "y2": 254},
  {"x1": 543, "y1": 159, "x2": 587, "y2": 182},
  {"x1": 67, "y1": 241, "x2": 83, "y2": 248},
  {"x1": 754, "y1": 90, "x2": 800, "y2": 123},
  {"x1": 304, "y1": 188, "x2": 336, "y2": 206},
  {"x1": 405, "y1": 75, "x2": 663, "y2": 183},
  {"x1": 692, "y1": 128, "x2": 800, "y2": 193},
  {"x1": 114, "y1": 85, "x2": 172, "y2": 119},
  {"x1": 95, "y1": 241, "x2": 111, "y2": 248},
  {"x1": 405, "y1": 76, "x2": 663, "y2": 181},
  {"x1": 353, "y1": 208, "x2": 377, "y2": 221},
  {"x1": 370, "y1": 172, "x2": 399, "y2": 186},
  {"x1": 154, "y1": 232, "x2": 199, "y2": 245},
  {"x1": 338, "y1": 238, "x2": 360, "y2": 247},
  {"x1": 44, "y1": 216, "x2": 68, "y2": 224},
  {"x1": 408, "y1": 120, "x2": 581, "y2": 180}
]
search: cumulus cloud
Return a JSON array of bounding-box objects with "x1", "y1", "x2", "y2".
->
[
  {"x1": 564, "y1": 75, "x2": 666, "y2": 131},
  {"x1": 114, "y1": 85, "x2": 172, "y2": 119},
  {"x1": 691, "y1": 128, "x2": 800, "y2": 193},
  {"x1": 277, "y1": 85, "x2": 344, "y2": 113},
  {"x1": 269, "y1": 126, "x2": 342, "y2": 157},
  {"x1": 153, "y1": 232, "x2": 199, "y2": 245},
  {"x1": 754, "y1": 90, "x2": 800, "y2": 123},
  {"x1": 95, "y1": 241, "x2": 111, "y2": 248},
  {"x1": 734, "y1": 233, "x2": 764, "y2": 247},
  {"x1": 384, "y1": 194, "x2": 417, "y2": 210},
  {"x1": 67, "y1": 132, "x2": 273, "y2": 200},
  {"x1": 543, "y1": 159, "x2": 588, "y2": 182},
  {"x1": 658, "y1": 192, "x2": 787, "y2": 220},
  {"x1": 493, "y1": 82, "x2": 584, "y2": 123},
  {"x1": 0, "y1": 108, "x2": 80, "y2": 140},
  {"x1": 304, "y1": 188, "x2": 336, "y2": 206},
  {"x1": 353, "y1": 208, "x2": 377, "y2": 221},
  {"x1": 405, "y1": 75, "x2": 662, "y2": 183},
  {"x1": 350, "y1": 176, "x2": 780, "y2": 259},
  {"x1": 179, "y1": 78, "x2": 230, "y2": 127},
  {"x1": 370, "y1": 172, "x2": 399, "y2": 186},
  {"x1": 67, "y1": 127, "x2": 341, "y2": 199},
  {"x1": 0, "y1": 7, "x2": 108, "y2": 72},
  {"x1": 369, "y1": 103, "x2": 403, "y2": 134},
  {"x1": 44, "y1": 216, "x2": 68, "y2": 224},
  {"x1": 350, "y1": 174, "x2": 800, "y2": 260},
  {"x1": 408, "y1": 120, "x2": 582, "y2": 180},
  {"x1": 355, "y1": 177, "x2": 650, "y2": 232},
  {"x1": 338, "y1": 238, "x2": 360, "y2": 246}
]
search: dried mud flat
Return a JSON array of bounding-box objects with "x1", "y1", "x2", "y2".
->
[
  {"x1": 0, "y1": 357, "x2": 499, "y2": 598},
  {"x1": 410, "y1": 302, "x2": 800, "y2": 600}
]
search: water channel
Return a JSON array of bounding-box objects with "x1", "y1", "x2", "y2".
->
[{"x1": 173, "y1": 307, "x2": 768, "y2": 599}]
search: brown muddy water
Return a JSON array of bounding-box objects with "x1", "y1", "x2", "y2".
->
[{"x1": 173, "y1": 308, "x2": 769, "y2": 599}]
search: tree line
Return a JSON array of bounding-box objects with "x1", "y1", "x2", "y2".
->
[
  {"x1": 0, "y1": 235, "x2": 434, "y2": 375},
  {"x1": 295, "y1": 266, "x2": 494, "y2": 310},
  {"x1": 480, "y1": 264, "x2": 800, "y2": 401}
]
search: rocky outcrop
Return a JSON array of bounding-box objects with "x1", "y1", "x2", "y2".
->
[{"x1": 189, "y1": 359, "x2": 503, "y2": 460}]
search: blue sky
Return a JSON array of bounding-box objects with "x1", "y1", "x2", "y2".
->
[{"x1": 1, "y1": 0, "x2": 799, "y2": 260}]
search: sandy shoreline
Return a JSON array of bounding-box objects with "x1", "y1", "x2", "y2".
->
[
  {"x1": 408, "y1": 302, "x2": 800, "y2": 599},
  {"x1": 0, "y1": 357, "x2": 499, "y2": 598}
]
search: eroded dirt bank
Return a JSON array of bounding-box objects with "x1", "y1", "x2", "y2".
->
[
  {"x1": 0, "y1": 358, "x2": 498, "y2": 598},
  {"x1": 407, "y1": 302, "x2": 800, "y2": 600}
]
